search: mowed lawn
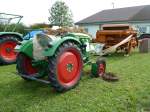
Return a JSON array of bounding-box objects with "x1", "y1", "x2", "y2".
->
[{"x1": 0, "y1": 51, "x2": 150, "y2": 112}]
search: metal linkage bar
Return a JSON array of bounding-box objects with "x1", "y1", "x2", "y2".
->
[
  {"x1": 17, "y1": 73, "x2": 51, "y2": 84},
  {"x1": 0, "y1": 13, "x2": 23, "y2": 18},
  {"x1": 0, "y1": 12, "x2": 23, "y2": 32}
]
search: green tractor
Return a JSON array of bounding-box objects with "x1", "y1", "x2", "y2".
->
[
  {"x1": 15, "y1": 32, "x2": 106, "y2": 92},
  {"x1": 0, "y1": 13, "x2": 23, "y2": 64}
]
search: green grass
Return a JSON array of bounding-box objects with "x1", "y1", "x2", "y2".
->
[{"x1": 0, "y1": 51, "x2": 150, "y2": 112}]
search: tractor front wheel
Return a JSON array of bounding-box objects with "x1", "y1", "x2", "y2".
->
[
  {"x1": 48, "y1": 42, "x2": 83, "y2": 92},
  {"x1": 91, "y1": 58, "x2": 106, "y2": 78},
  {"x1": 16, "y1": 53, "x2": 39, "y2": 80},
  {"x1": 96, "y1": 58, "x2": 106, "y2": 77}
]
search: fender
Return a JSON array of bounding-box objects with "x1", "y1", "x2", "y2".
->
[
  {"x1": 0, "y1": 32, "x2": 23, "y2": 41},
  {"x1": 15, "y1": 40, "x2": 33, "y2": 58},
  {"x1": 43, "y1": 36, "x2": 81, "y2": 57},
  {"x1": 15, "y1": 33, "x2": 90, "y2": 58},
  {"x1": 15, "y1": 37, "x2": 81, "y2": 58}
]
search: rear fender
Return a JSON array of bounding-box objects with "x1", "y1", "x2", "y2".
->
[
  {"x1": 15, "y1": 37, "x2": 81, "y2": 59},
  {"x1": 0, "y1": 32, "x2": 23, "y2": 41},
  {"x1": 43, "y1": 36, "x2": 81, "y2": 57}
]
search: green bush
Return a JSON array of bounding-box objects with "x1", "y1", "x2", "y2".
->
[{"x1": 0, "y1": 23, "x2": 28, "y2": 35}]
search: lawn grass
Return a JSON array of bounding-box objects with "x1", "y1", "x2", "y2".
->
[{"x1": 0, "y1": 51, "x2": 150, "y2": 112}]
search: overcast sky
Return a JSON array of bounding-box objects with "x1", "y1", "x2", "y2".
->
[{"x1": 1, "y1": 0, "x2": 150, "y2": 25}]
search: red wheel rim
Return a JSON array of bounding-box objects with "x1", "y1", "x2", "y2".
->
[
  {"x1": 99, "y1": 64, "x2": 105, "y2": 76},
  {"x1": 0, "y1": 41, "x2": 17, "y2": 61},
  {"x1": 57, "y1": 49, "x2": 82, "y2": 87},
  {"x1": 23, "y1": 55, "x2": 37, "y2": 75}
]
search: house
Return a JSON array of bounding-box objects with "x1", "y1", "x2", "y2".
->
[{"x1": 76, "y1": 5, "x2": 150, "y2": 38}]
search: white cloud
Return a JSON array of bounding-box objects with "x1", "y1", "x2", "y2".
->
[{"x1": 0, "y1": 0, "x2": 150, "y2": 25}]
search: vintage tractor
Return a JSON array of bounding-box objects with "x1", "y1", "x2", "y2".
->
[
  {"x1": 0, "y1": 13, "x2": 23, "y2": 64},
  {"x1": 15, "y1": 32, "x2": 106, "y2": 92}
]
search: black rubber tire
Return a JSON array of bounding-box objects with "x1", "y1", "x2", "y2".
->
[
  {"x1": 138, "y1": 34, "x2": 150, "y2": 40},
  {"x1": 48, "y1": 42, "x2": 83, "y2": 92},
  {"x1": 93, "y1": 58, "x2": 106, "y2": 78},
  {"x1": 16, "y1": 53, "x2": 39, "y2": 80},
  {"x1": 0, "y1": 36, "x2": 18, "y2": 64}
]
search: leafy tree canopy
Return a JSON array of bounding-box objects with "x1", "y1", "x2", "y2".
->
[{"x1": 49, "y1": 1, "x2": 74, "y2": 27}]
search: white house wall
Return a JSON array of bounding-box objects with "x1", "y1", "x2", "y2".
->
[
  {"x1": 79, "y1": 22, "x2": 150, "y2": 38},
  {"x1": 80, "y1": 25, "x2": 100, "y2": 38}
]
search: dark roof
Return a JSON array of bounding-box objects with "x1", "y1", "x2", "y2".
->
[{"x1": 76, "y1": 5, "x2": 150, "y2": 25}]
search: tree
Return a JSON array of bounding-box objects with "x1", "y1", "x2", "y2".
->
[{"x1": 49, "y1": 1, "x2": 74, "y2": 27}]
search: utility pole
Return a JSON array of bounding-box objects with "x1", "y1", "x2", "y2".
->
[{"x1": 112, "y1": 2, "x2": 115, "y2": 8}]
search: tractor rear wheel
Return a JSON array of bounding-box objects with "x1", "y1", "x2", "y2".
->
[
  {"x1": 16, "y1": 53, "x2": 39, "y2": 80},
  {"x1": 0, "y1": 36, "x2": 18, "y2": 64},
  {"x1": 48, "y1": 42, "x2": 83, "y2": 92}
]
